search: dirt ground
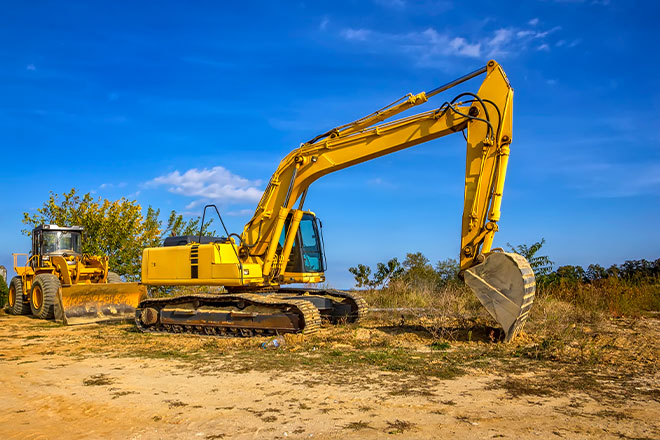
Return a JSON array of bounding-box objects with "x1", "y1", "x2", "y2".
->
[{"x1": 0, "y1": 312, "x2": 658, "y2": 440}]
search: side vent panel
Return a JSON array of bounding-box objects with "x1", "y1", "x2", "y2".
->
[{"x1": 190, "y1": 245, "x2": 199, "y2": 279}]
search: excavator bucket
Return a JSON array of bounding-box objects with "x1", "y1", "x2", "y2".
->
[
  {"x1": 54, "y1": 283, "x2": 148, "y2": 325},
  {"x1": 464, "y1": 252, "x2": 536, "y2": 342}
]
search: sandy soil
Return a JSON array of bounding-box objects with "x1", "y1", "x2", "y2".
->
[{"x1": 0, "y1": 314, "x2": 658, "y2": 440}]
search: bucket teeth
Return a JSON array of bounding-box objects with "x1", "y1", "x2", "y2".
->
[{"x1": 464, "y1": 252, "x2": 536, "y2": 342}]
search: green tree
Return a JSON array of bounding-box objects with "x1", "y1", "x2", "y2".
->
[
  {"x1": 371, "y1": 258, "x2": 404, "y2": 288},
  {"x1": 585, "y1": 264, "x2": 608, "y2": 282},
  {"x1": 0, "y1": 266, "x2": 8, "y2": 307},
  {"x1": 555, "y1": 265, "x2": 586, "y2": 283},
  {"x1": 348, "y1": 264, "x2": 372, "y2": 288},
  {"x1": 22, "y1": 189, "x2": 213, "y2": 281},
  {"x1": 507, "y1": 239, "x2": 554, "y2": 277},
  {"x1": 435, "y1": 258, "x2": 462, "y2": 286},
  {"x1": 161, "y1": 210, "x2": 214, "y2": 238},
  {"x1": 402, "y1": 252, "x2": 438, "y2": 287}
]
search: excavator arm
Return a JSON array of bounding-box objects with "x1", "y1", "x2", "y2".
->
[
  {"x1": 242, "y1": 61, "x2": 509, "y2": 274},
  {"x1": 237, "y1": 60, "x2": 534, "y2": 341}
]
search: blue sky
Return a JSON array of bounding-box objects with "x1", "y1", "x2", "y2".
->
[{"x1": 1, "y1": 0, "x2": 658, "y2": 288}]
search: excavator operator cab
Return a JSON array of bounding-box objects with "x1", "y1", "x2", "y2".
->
[{"x1": 279, "y1": 212, "x2": 326, "y2": 274}]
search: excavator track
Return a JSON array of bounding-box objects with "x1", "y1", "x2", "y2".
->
[
  {"x1": 273, "y1": 288, "x2": 369, "y2": 323},
  {"x1": 135, "y1": 288, "x2": 368, "y2": 337},
  {"x1": 135, "y1": 293, "x2": 322, "y2": 337}
]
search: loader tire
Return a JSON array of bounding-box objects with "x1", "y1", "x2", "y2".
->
[
  {"x1": 30, "y1": 274, "x2": 60, "y2": 319},
  {"x1": 106, "y1": 272, "x2": 122, "y2": 283},
  {"x1": 8, "y1": 277, "x2": 30, "y2": 315}
]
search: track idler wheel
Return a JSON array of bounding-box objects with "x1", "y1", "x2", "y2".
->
[{"x1": 140, "y1": 307, "x2": 159, "y2": 326}]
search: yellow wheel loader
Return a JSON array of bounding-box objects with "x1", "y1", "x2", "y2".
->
[
  {"x1": 9, "y1": 224, "x2": 147, "y2": 324},
  {"x1": 137, "y1": 60, "x2": 535, "y2": 342}
]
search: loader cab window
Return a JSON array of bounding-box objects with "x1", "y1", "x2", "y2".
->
[{"x1": 41, "y1": 231, "x2": 82, "y2": 256}]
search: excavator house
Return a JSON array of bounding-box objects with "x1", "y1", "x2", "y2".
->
[{"x1": 137, "y1": 60, "x2": 536, "y2": 342}]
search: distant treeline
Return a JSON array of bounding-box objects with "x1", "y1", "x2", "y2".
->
[
  {"x1": 348, "y1": 239, "x2": 659, "y2": 289},
  {"x1": 543, "y1": 259, "x2": 660, "y2": 285}
]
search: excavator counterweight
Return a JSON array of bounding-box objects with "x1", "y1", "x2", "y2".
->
[{"x1": 136, "y1": 60, "x2": 535, "y2": 341}]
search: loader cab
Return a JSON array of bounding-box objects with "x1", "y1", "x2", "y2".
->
[
  {"x1": 278, "y1": 212, "x2": 326, "y2": 274},
  {"x1": 32, "y1": 225, "x2": 83, "y2": 265}
]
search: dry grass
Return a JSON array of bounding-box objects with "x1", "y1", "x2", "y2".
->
[
  {"x1": 83, "y1": 373, "x2": 114, "y2": 386},
  {"x1": 541, "y1": 277, "x2": 660, "y2": 318},
  {"x1": 363, "y1": 276, "x2": 659, "y2": 357},
  {"x1": 8, "y1": 275, "x2": 656, "y2": 403},
  {"x1": 363, "y1": 280, "x2": 492, "y2": 341},
  {"x1": 384, "y1": 419, "x2": 416, "y2": 434}
]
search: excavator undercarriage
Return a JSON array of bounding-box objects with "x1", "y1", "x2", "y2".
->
[{"x1": 135, "y1": 288, "x2": 367, "y2": 336}]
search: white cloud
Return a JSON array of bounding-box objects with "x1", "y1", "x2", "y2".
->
[
  {"x1": 422, "y1": 28, "x2": 482, "y2": 58},
  {"x1": 528, "y1": 18, "x2": 539, "y2": 26},
  {"x1": 26, "y1": 64, "x2": 36, "y2": 71},
  {"x1": 226, "y1": 208, "x2": 254, "y2": 217},
  {"x1": 448, "y1": 37, "x2": 481, "y2": 57},
  {"x1": 148, "y1": 166, "x2": 263, "y2": 204},
  {"x1": 490, "y1": 28, "x2": 513, "y2": 47},
  {"x1": 337, "y1": 22, "x2": 567, "y2": 63},
  {"x1": 537, "y1": 43, "x2": 550, "y2": 52},
  {"x1": 340, "y1": 28, "x2": 372, "y2": 41},
  {"x1": 487, "y1": 28, "x2": 514, "y2": 56},
  {"x1": 319, "y1": 17, "x2": 329, "y2": 31},
  {"x1": 99, "y1": 182, "x2": 127, "y2": 190},
  {"x1": 185, "y1": 199, "x2": 204, "y2": 210}
]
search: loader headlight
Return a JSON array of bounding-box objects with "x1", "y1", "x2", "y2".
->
[{"x1": 243, "y1": 268, "x2": 250, "y2": 275}]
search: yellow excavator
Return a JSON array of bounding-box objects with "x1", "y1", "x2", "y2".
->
[
  {"x1": 9, "y1": 224, "x2": 147, "y2": 324},
  {"x1": 136, "y1": 60, "x2": 535, "y2": 342}
]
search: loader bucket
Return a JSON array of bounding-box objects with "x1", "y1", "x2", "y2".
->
[
  {"x1": 464, "y1": 252, "x2": 536, "y2": 342},
  {"x1": 54, "y1": 283, "x2": 148, "y2": 325}
]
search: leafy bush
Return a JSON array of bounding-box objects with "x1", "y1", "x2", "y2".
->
[
  {"x1": 349, "y1": 253, "x2": 461, "y2": 289},
  {"x1": 507, "y1": 238, "x2": 554, "y2": 277},
  {"x1": 0, "y1": 274, "x2": 8, "y2": 308}
]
